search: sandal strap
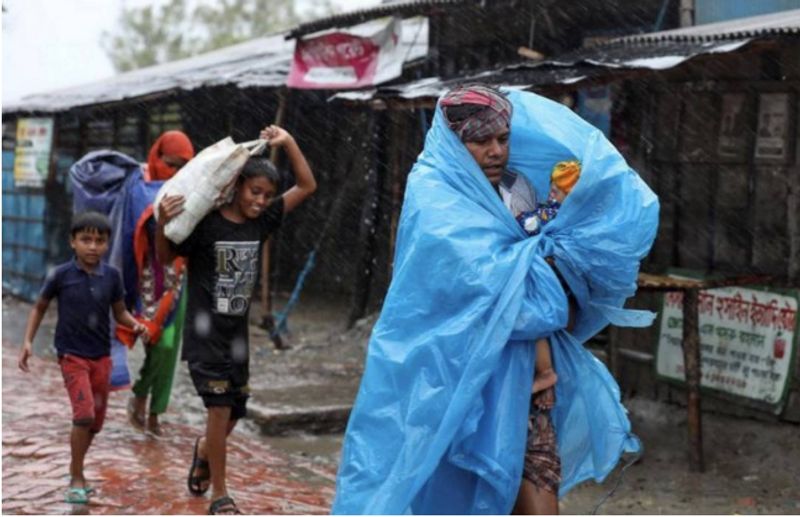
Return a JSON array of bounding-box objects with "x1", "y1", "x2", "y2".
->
[
  {"x1": 210, "y1": 496, "x2": 241, "y2": 514},
  {"x1": 65, "y1": 487, "x2": 89, "y2": 504},
  {"x1": 188, "y1": 437, "x2": 211, "y2": 495}
]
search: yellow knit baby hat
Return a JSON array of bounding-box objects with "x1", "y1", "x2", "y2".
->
[{"x1": 551, "y1": 160, "x2": 581, "y2": 194}]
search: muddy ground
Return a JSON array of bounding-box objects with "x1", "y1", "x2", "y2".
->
[{"x1": 3, "y1": 293, "x2": 799, "y2": 514}]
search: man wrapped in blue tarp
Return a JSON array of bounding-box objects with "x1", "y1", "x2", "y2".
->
[{"x1": 332, "y1": 85, "x2": 660, "y2": 515}]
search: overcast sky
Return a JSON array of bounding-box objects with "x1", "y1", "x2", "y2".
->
[{"x1": 1, "y1": 0, "x2": 381, "y2": 104}]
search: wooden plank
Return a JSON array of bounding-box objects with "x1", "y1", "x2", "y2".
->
[
  {"x1": 752, "y1": 165, "x2": 790, "y2": 274},
  {"x1": 713, "y1": 165, "x2": 750, "y2": 271},
  {"x1": 637, "y1": 272, "x2": 773, "y2": 291}
]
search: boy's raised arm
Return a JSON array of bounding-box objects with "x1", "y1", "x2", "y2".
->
[
  {"x1": 260, "y1": 125, "x2": 317, "y2": 214},
  {"x1": 19, "y1": 298, "x2": 50, "y2": 372}
]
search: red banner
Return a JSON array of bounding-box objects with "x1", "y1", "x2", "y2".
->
[
  {"x1": 288, "y1": 17, "x2": 427, "y2": 90},
  {"x1": 288, "y1": 31, "x2": 381, "y2": 88}
]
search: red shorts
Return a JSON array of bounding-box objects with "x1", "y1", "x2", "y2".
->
[{"x1": 59, "y1": 354, "x2": 112, "y2": 433}]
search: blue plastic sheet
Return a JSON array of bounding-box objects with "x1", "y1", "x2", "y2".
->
[{"x1": 332, "y1": 90, "x2": 659, "y2": 514}]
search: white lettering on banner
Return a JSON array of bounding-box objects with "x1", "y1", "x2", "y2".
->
[
  {"x1": 304, "y1": 66, "x2": 358, "y2": 84},
  {"x1": 657, "y1": 283, "x2": 798, "y2": 407}
]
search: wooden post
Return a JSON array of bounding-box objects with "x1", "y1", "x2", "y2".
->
[
  {"x1": 681, "y1": 288, "x2": 705, "y2": 472},
  {"x1": 607, "y1": 325, "x2": 620, "y2": 379},
  {"x1": 788, "y1": 165, "x2": 800, "y2": 283},
  {"x1": 348, "y1": 111, "x2": 383, "y2": 328},
  {"x1": 269, "y1": 89, "x2": 287, "y2": 163},
  {"x1": 387, "y1": 110, "x2": 404, "y2": 279}
]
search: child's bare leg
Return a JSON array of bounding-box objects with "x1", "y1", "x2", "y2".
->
[
  {"x1": 532, "y1": 338, "x2": 557, "y2": 394},
  {"x1": 147, "y1": 413, "x2": 161, "y2": 436},
  {"x1": 69, "y1": 425, "x2": 92, "y2": 488},
  {"x1": 513, "y1": 478, "x2": 559, "y2": 515},
  {"x1": 128, "y1": 395, "x2": 146, "y2": 430},
  {"x1": 194, "y1": 413, "x2": 237, "y2": 493},
  {"x1": 206, "y1": 406, "x2": 233, "y2": 501}
]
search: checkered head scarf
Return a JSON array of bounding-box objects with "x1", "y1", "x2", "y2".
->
[{"x1": 440, "y1": 84, "x2": 513, "y2": 142}]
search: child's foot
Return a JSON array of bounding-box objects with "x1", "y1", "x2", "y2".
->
[
  {"x1": 147, "y1": 413, "x2": 162, "y2": 436},
  {"x1": 532, "y1": 368, "x2": 557, "y2": 395},
  {"x1": 127, "y1": 396, "x2": 146, "y2": 431},
  {"x1": 64, "y1": 487, "x2": 89, "y2": 504},
  {"x1": 209, "y1": 495, "x2": 242, "y2": 514},
  {"x1": 65, "y1": 478, "x2": 89, "y2": 504}
]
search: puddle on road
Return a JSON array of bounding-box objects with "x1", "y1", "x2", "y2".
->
[{"x1": 4, "y1": 293, "x2": 362, "y2": 492}]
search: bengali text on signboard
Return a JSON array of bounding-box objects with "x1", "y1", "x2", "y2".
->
[{"x1": 656, "y1": 285, "x2": 798, "y2": 407}]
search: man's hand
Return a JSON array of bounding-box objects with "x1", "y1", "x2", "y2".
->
[
  {"x1": 18, "y1": 342, "x2": 33, "y2": 373},
  {"x1": 260, "y1": 125, "x2": 294, "y2": 148},
  {"x1": 158, "y1": 194, "x2": 185, "y2": 225}
]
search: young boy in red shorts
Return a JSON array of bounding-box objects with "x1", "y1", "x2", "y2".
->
[{"x1": 18, "y1": 211, "x2": 148, "y2": 505}]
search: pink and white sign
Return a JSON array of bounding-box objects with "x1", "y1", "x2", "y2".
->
[{"x1": 288, "y1": 17, "x2": 428, "y2": 89}]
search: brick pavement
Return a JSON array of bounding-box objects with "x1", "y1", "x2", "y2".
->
[{"x1": 1, "y1": 342, "x2": 336, "y2": 514}]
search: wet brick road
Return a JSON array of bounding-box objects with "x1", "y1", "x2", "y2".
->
[{"x1": 1, "y1": 341, "x2": 336, "y2": 515}]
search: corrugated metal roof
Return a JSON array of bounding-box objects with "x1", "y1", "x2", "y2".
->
[
  {"x1": 3, "y1": 16, "x2": 428, "y2": 114},
  {"x1": 286, "y1": 0, "x2": 472, "y2": 39},
  {"x1": 616, "y1": 7, "x2": 800, "y2": 43},
  {"x1": 4, "y1": 33, "x2": 294, "y2": 113},
  {"x1": 330, "y1": 39, "x2": 754, "y2": 104},
  {"x1": 332, "y1": 7, "x2": 800, "y2": 105}
]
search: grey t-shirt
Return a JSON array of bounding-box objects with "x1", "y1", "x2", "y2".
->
[{"x1": 499, "y1": 170, "x2": 537, "y2": 217}]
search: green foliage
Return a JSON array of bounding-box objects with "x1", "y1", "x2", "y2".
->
[{"x1": 102, "y1": 0, "x2": 337, "y2": 72}]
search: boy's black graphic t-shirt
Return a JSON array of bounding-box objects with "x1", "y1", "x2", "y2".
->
[{"x1": 176, "y1": 197, "x2": 284, "y2": 365}]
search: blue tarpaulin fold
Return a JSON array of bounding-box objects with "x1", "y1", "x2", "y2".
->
[{"x1": 332, "y1": 90, "x2": 659, "y2": 514}]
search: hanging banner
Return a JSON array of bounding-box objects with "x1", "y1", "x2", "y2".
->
[
  {"x1": 288, "y1": 16, "x2": 428, "y2": 89},
  {"x1": 656, "y1": 280, "x2": 798, "y2": 409},
  {"x1": 13, "y1": 117, "x2": 54, "y2": 188}
]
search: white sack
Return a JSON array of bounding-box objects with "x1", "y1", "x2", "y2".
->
[{"x1": 154, "y1": 137, "x2": 265, "y2": 244}]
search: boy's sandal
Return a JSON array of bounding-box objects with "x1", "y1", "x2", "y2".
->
[
  {"x1": 209, "y1": 496, "x2": 242, "y2": 515},
  {"x1": 188, "y1": 437, "x2": 211, "y2": 496},
  {"x1": 64, "y1": 487, "x2": 89, "y2": 504}
]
